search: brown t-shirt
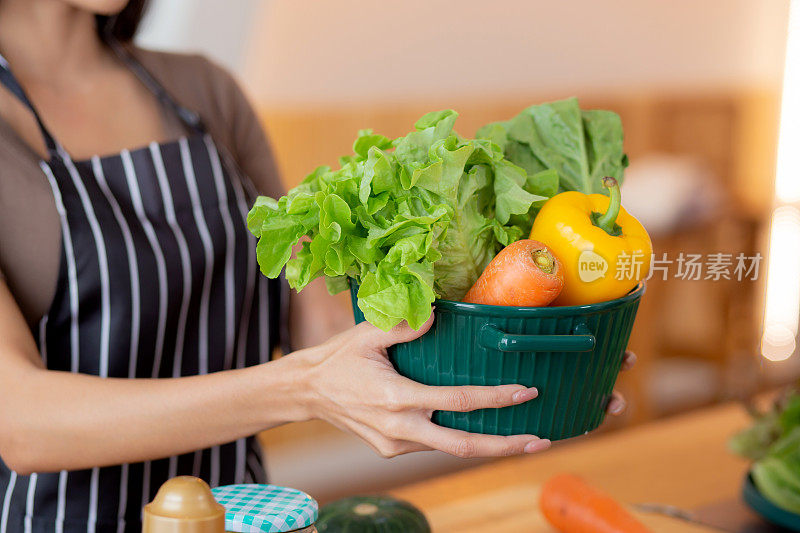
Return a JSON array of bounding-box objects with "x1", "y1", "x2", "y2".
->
[{"x1": 0, "y1": 47, "x2": 283, "y2": 327}]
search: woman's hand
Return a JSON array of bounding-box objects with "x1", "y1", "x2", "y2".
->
[
  {"x1": 292, "y1": 313, "x2": 551, "y2": 459},
  {"x1": 606, "y1": 351, "x2": 637, "y2": 416}
]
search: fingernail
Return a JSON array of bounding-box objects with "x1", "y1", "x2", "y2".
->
[
  {"x1": 525, "y1": 439, "x2": 551, "y2": 453},
  {"x1": 512, "y1": 387, "x2": 538, "y2": 403},
  {"x1": 609, "y1": 400, "x2": 625, "y2": 415}
]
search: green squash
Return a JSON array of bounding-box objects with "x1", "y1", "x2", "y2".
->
[{"x1": 316, "y1": 495, "x2": 431, "y2": 533}]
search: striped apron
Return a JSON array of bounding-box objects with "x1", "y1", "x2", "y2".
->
[{"x1": 0, "y1": 42, "x2": 285, "y2": 533}]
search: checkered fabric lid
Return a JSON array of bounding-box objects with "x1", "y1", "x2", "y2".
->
[{"x1": 211, "y1": 484, "x2": 318, "y2": 532}]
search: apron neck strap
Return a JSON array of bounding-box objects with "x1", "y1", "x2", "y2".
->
[
  {"x1": 0, "y1": 53, "x2": 60, "y2": 158},
  {"x1": 0, "y1": 38, "x2": 206, "y2": 161},
  {"x1": 105, "y1": 37, "x2": 206, "y2": 135}
]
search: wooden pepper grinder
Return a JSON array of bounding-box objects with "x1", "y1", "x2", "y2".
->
[{"x1": 143, "y1": 476, "x2": 225, "y2": 533}]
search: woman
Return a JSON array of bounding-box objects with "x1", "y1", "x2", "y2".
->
[{"x1": 0, "y1": 1, "x2": 635, "y2": 531}]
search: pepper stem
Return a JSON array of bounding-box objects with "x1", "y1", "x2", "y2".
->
[{"x1": 595, "y1": 177, "x2": 621, "y2": 234}]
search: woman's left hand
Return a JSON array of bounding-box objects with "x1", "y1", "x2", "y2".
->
[{"x1": 606, "y1": 350, "x2": 637, "y2": 416}]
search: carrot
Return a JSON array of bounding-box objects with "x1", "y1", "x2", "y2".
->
[
  {"x1": 463, "y1": 239, "x2": 564, "y2": 306},
  {"x1": 540, "y1": 474, "x2": 652, "y2": 533}
]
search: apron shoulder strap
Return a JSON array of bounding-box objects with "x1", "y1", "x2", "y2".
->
[
  {"x1": 105, "y1": 38, "x2": 206, "y2": 135},
  {"x1": 0, "y1": 53, "x2": 60, "y2": 157},
  {"x1": 0, "y1": 39, "x2": 206, "y2": 161}
]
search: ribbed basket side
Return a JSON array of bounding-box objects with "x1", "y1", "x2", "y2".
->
[
  {"x1": 349, "y1": 283, "x2": 642, "y2": 440},
  {"x1": 565, "y1": 313, "x2": 597, "y2": 437}
]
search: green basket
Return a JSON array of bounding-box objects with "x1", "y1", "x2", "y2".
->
[
  {"x1": 742, "y1": 473, "x2": 800, "y2": 531},
  {"x1": 349, "y1": 282, "x2": 643, "y2": 441}
]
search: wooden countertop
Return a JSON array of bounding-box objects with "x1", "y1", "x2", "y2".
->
[{"x1": 390, "y1": 402, "x2": 758, "y2": 532}]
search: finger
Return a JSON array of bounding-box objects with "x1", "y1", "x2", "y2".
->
[
  {"x1": 328, "y1": 418, "x2": 431, "y2": 457},
  {"x1": 355, "y1": 310, "x2": 436, "y2": 349},
  {"x1": 415, "y1": 423, "x2": 550, "y2": 458},
  {"x1": 347, "y1": 418, "x2": 431, "y2": 457},
  {"x1": 621, "y1": 350, "x2": 637, "y2": 371},
  {"x1": 408, "y1": 383, "x2": 538, "y2": 412},
  {"x1": 606, "y1": 390, "x2": 626, "y2": 415}
]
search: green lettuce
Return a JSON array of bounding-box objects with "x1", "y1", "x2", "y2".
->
[
  {"x1": 731, "y1": 389, "x2": 800, "y2": 513},
  {"x1": 752, "y1": 428, "x2": 800, "y2": 514},
  {"x1": 477, "y1": 97, "x2": 628, "y2": 194},
  {"x1": 248, "y1": 110, "x2": 553, "y2": 330}
]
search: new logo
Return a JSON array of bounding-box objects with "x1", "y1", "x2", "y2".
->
[{"x1": 578, "y1": 250, "x2": 608, "y2": 282}]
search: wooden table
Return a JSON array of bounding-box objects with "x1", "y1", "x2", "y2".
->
[{"x1": 390, "y1": 402, "x2": 778, "y2": 532}]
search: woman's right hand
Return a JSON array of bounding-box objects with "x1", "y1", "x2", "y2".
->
[{"x1": 291, "y1": 313, "x2": 551, "y2": 459}]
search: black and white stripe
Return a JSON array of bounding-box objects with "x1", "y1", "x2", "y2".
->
[
  {"x1": 39, "y1": 162, "x2": 81, "y2": 533},
  {"x1": 91, "y1": 156, "x2": 141, "y2": 533},
  {"x1": 227, "y1": 150, "x2": 258, "y2": 484},
  {"x1": 61, "y1": 148, "x2": 112, "y2": 533}
]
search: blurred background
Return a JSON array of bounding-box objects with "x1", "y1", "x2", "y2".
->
[{"x1": 136, "y1": 0, "x2": 795, "y2": 503}]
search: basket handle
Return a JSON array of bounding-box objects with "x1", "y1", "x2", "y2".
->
[{"x1": 479, "y1": 323, "x2": 595, "y2": 352}]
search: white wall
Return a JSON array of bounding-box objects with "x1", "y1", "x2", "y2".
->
[
  {"x1": 243, "y1": 0, "x2": 790, "y2": 107},
  {"x1": 135, "y1": 1, "x2": 790, "y2": 107},
  {"x1": 136, "y1": 0, "x2": 261, "y2": 75}
]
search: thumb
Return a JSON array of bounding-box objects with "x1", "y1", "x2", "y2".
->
[{"x1": 357, "y1": 309, "x2": 435, "y2": 349}]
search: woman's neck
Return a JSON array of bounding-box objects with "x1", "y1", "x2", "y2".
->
[{"x1": 0, "y1": 0, "x2": 110, "y2": 86}]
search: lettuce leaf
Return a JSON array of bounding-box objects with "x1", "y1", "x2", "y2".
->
[
  {"x1": 248, "y1": 111, "x2": 549, "y2": 330},
  {"x1": 730, "y1": 389, "x2": 800, "y2": 513},
  {"x1": 477, "y1": 97, "x2": 627, "y2": 194},
  {"x1": 752, "y1": 427, "x2": 800, "y2": 514}
]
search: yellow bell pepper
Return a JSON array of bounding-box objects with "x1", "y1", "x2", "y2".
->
[{"x1": 530, "y1": 177, "x2": 652, "y2": 306}]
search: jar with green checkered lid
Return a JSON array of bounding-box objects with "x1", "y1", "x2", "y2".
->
[{"x1": 212, "y1": 484, "x2": 318, "y2": 533}]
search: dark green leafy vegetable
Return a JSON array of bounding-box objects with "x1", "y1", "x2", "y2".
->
[
  {"x1": 751, "y1": 428, "x2": 800, "y2": 514},
  {"x1": 477, "y1": 97, "x2": 628, "y2": 195},
  {"x1": 248, "y1": 110, "x2": 553, "y2": 331},
  {"x1": 731, "y1": 389, "x2": 800, "y2": 513}
]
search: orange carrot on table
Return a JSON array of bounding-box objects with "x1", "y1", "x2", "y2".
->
[
  {"x1": 463, "y1": 239, "x2": 564, "y2": 307},
  {"x1": 540, "y1": 474, "x2": 652, "y2": 533}
]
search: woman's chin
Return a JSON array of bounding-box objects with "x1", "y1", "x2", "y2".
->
[{"x1": 63, "y1": 0, "x2": 130, "y2": 16}]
